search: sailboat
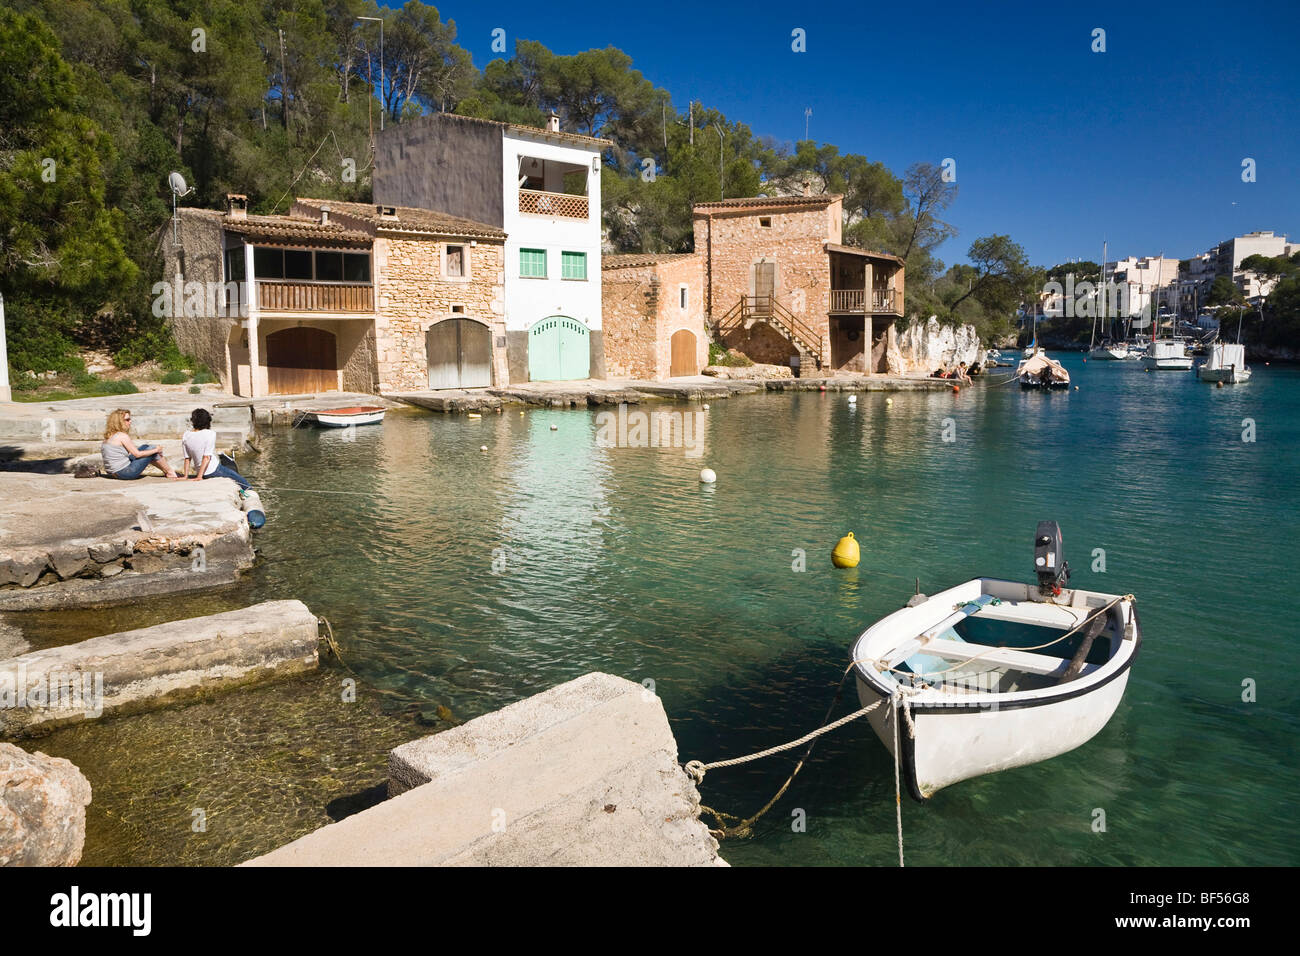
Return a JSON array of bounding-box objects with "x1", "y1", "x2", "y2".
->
[
  {"x1": 1023, "y1": 307, "x2": 1045, "y2": 358},
  {"x1": 1140, "y1": 295, "x2": 1193, "y2": 370},
  {"x1": 1198, "y1": 309, "x2": 1251, "y2": 383},
  {"x1": 1088, "y1": 242, "x2": 1138, "y2": 360}
]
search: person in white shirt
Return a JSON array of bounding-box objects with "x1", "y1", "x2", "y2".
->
[{"x1": 181, "y1": 408, "x2": 251, "y2": 490}]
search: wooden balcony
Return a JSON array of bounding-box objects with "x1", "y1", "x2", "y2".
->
[
  {"x1": 830, "y1": 289, "x2": 900, "y2": 314},
  {"x1": 518, "y1": 188, "x2": 589, "y2": 220},
  {"x1": 257, "y1": 280, "x2": 374, "y2": 313}
]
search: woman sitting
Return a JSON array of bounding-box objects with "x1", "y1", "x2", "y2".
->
[
  {"x1": 101, "y1": 409, "x2": 179, "y2": 480},
  {"x1": 182, "y1": 408, "x2": 252, "y2": 490}
]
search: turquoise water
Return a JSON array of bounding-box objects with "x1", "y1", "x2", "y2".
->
[{"x1": 16, "y1": 355, "x2": 1300, "y2": 865}]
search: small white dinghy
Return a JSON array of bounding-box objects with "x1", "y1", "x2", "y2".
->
[
  {"x1": 300, "y1": 406, "x2": 386, "y2": 428},
  {"x1": 850, "y1": 522, "x2": 1140, "y2": 800}
]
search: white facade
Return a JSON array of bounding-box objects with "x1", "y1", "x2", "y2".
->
[{"x1": 500, "y1": 129, "x2": 603, "y2": 337}]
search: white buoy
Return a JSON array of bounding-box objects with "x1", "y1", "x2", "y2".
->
[
  {"x1": 480, "y1": 445, "x2": 488, "y2": 451},
  {"x1": 886, "y1": 398, "x2": 894, "y2": 406},
  {"x1": 848, "y1": 394, "x2": 857, "y2": 403},
  {"x1": 702, "y1": 403, "x2": 710, "y2": 410},
  {"x1": 550, "y1": 424, "x2": 558, "y2": 431},
  {"x1": 699, "y1": 468, "x2": 716, "y2": 484},
  {"x1": 240, "y1": 489, "x2": 266, "y2": 529}
]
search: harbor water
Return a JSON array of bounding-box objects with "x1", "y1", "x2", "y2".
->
[{"x1": 12, "y1": 354, "x2": 1299, "y2": 865}]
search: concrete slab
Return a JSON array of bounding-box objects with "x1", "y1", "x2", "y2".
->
[
  {"x1": 0, "y1": 600, "x2": 318, "y2": 737},
  {"x1": 0, "y1": 393, "x2": 256, "y2": 447},
  {"x1": 0, "y1": 473, "x2": 253, "y2": 609},
  {"x1": 244, "y1": 673, "x2": 723, "y2": 867}
]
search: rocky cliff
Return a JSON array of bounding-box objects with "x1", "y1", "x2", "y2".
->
[{"x1": 887, "y1": 316, "x2": 982, "y2": 375}]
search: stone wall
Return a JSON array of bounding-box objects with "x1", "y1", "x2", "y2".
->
[
  {"x1": 887, "y1": 316, "x2": 982, "y2": 374},
  {"x1": 159, "y1": 210, "x2": 238, "y2": 389},
  {"x1": 373, "y1": 235, "x2": 508, "y2": 391},
  {"x1": 602, "y1": 255, "x2": 706, "y2": 379}
]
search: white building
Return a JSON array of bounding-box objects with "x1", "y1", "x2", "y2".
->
[{"x1": 374, "y1": 112, "x2": 610, "y2": 383}]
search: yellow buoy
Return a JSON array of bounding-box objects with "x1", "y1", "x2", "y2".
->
[{"x1": 832, "y1": 532, "x2": 860, "y2": 568}]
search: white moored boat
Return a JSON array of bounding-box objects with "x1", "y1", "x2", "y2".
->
[
  {"x1": 850, "y1": 522, "x2": 1140, "y2": 800},
  {"x1": 1088, "y1": 342, "x2": 1136, "y2": 361},
  {"x1": 301, "y1": 405, "x2": 387, "y2": 428},
  {"x1": 1140, "y1": 339, "x2": 1193, "y2": 370},
  {"x1": 1198, "y1": 342, "x2": 1251, "y2": 384}
]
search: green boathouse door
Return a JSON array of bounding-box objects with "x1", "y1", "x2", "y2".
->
[{"x1": 527, "y1": 316, "x2": 590, "y2": 382}]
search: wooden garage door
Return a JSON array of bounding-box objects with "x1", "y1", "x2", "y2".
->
[
  {"x1": 427, "y1": 319, "x2": 492, "y2": 389},
  {"x1": 528, "y1": 316, "x2": 589, "y2": 382},
  {"x1": 669, "y1": 329, "x2": 698, "y2": 377},
  {"x1": 266, "y1": 327, "x2": 338, "y2": 394}
]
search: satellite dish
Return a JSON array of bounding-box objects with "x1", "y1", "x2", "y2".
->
[{"x1": 168, "y1": 171, "x2": 192, "y2": 196}]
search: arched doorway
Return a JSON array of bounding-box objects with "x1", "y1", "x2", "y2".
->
[
  {"x1": 669, "y1": 329, "x2": 698, "y2": 377},
  {"x1": 266, "y1": 326, "x2": 337, "y2": 394},
  {"x1": 427, "y1": 318, "x2": 492, "y2": 389},
  {"x1": 528, "y1": 316, "x2": 589, "y2": 381}
]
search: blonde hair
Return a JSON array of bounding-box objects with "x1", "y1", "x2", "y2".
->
[{"x1": 104, "y1": 409, "x2": 131, "y2": 440}]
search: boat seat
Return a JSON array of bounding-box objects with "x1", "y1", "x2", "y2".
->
[{"x1": 914, "y1": 638, "x2": 1091, "y2": 677}]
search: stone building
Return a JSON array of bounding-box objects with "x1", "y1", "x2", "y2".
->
[
  {"x1": 161, "y1": 195, "x2": 506, "y2": 396},
  {"x1": 692, "y1": 192, "x2": 905, "y2": 374},
  {"x1": 601, "y1": 253, "x2": 706, "y2": 379},
  {"x1": 374, "y1": 111, "x2": 608, "y2": 383}
]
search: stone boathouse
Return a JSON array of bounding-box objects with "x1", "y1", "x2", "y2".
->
[
  {"x1": 161, "y1": 194, "x2": 507, "y2": 396},
  {"x1": 693, "y1": 189, "x2": 905, "y2": 375}
]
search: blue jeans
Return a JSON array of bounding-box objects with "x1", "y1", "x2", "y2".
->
[
  {"x1": 203, "y1": 463, "x2": 252, "y2": 491},
  {"x1": 112, "y1": 444, "x2": 160, "y2": 480}
]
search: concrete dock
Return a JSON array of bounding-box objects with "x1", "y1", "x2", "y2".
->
[
  {"x1": 245, "y1": 673, "x2": 724, "y2": 866},
  {"x1": 0, "y1": 600, "x2": 319, "y2": 737},
  {"x1": 389, "y1": 372, "x2": 955, "y2": 413},
  {"x1": 0, "y1": 472, "x2": 254, "y2": 610}
]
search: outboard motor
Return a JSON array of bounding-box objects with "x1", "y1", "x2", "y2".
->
[{"x1": 1034, "y1": 520, "x2": 1069, "y2": 594}]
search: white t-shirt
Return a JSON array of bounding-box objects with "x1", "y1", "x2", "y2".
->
[{"x1": 182, "y1": 429, "x2": 219, "y2": 476}]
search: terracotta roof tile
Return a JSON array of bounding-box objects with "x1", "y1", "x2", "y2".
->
[
  {"x1": 296, "y1": 198, "x2": 505, "y2": 240},
  {"x1": 693, "y1": 194, "x2": 843, "y2": 213},
  {"x1": 602, "y1": 252, "x2": 698, "y2": 270},
  {"x1": 223, "y1": 214, "x2": 371, "y2": 246}
]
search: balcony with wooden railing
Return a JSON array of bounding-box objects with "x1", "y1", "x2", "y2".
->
[
  {"x1": 256, "y1": 280, "x2": 374, "y2": 313},
  {"x1": 518, "y1": 189, "x2": 589, "y2": 220},
  {"x1": 829, "y1": 288, "x2": 901, "y2": 315}
]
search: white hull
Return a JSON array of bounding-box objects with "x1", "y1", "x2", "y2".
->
[
  {"x1": 1088, "y1": 346, "x2": 1132, "y2": 361},
  {"x1": 856, "y1": 669, "x2": 1130, "y2": 798},
  {"x1": 308, "y1": 411, "x2": 386, "y2": 427},
  {"x1": 1198, "y1": 366, "x2": 1251, "y2": 384},
  {"x1": 850, "y1": 578, "x2": 1139, "y2": 799},
  {"x1": 1140, "y1": 356, "x2": 1193, "y2": 370}
]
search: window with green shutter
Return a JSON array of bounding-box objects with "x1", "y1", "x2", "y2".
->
[
  {"x1": 520, "y1": 248, "x2": 547, "y2": 278},
  {"x1": 561, "y1": 251, "x2": 587, "y2": 280}
]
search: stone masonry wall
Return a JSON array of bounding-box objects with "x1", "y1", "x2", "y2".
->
[
  {"x1": 373, "y1": 235, "x2": 508, "y2": 391},
  {"x1": 602, "y1": 255, "x2": 706, "y2": 380},
  {"x1": 601, "y1": 265, "x2": 660, "y2": 379}
]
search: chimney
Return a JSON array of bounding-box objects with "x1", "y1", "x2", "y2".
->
[
  {"x1": 319, "y1": 204, "x2": 331, "y2": 226},
  {"x1": 802, "y1": 180, "x2": 812, "y2": 197},
  {"x1": 375, "y1": 204, "x2": 398, "y2": 221},
  {"x1": 547, "y1": 111, "x2": 561, "y2": 133},
  {"x1": 226, "y1": 194, "x2": 248, "y2": 220}
]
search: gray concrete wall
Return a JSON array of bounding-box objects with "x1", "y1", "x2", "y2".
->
[
  {"x1": 244, "y1": 672, "x2": 722, "y2": 866},
  {"x1": 375, "y1": 114, "x2": 504, "y2": 228},
  {"x1": 0, "y1": 600, "x2": 318, "y2": 737}
]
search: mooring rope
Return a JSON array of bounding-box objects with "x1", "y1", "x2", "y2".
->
[
  {"x1": 684, "y1": 664, "x2": 916, "y2": 865},
  {"x1": 316, "y1": 616, "x2": 358, "y2": 675}
]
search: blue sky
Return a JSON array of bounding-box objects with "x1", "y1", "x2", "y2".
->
[{"x1": 408, "y1": 0, "x2": 1299, "y2": 270}]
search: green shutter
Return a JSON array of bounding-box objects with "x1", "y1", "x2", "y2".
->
[
  {"x1": 520, "y1": 248, "x2": 546, "y2": 278},
  {"x1": 561, "y1": 251, "x2": 587, "y2": 280}
]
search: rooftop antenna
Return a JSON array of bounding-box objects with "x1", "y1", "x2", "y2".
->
[
  {"x1": 804, "y1": 107, "x2": 812, "y2": 141},
  {"x1": 168, "y1": 171, "x2": 194, "y2": 246}
]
